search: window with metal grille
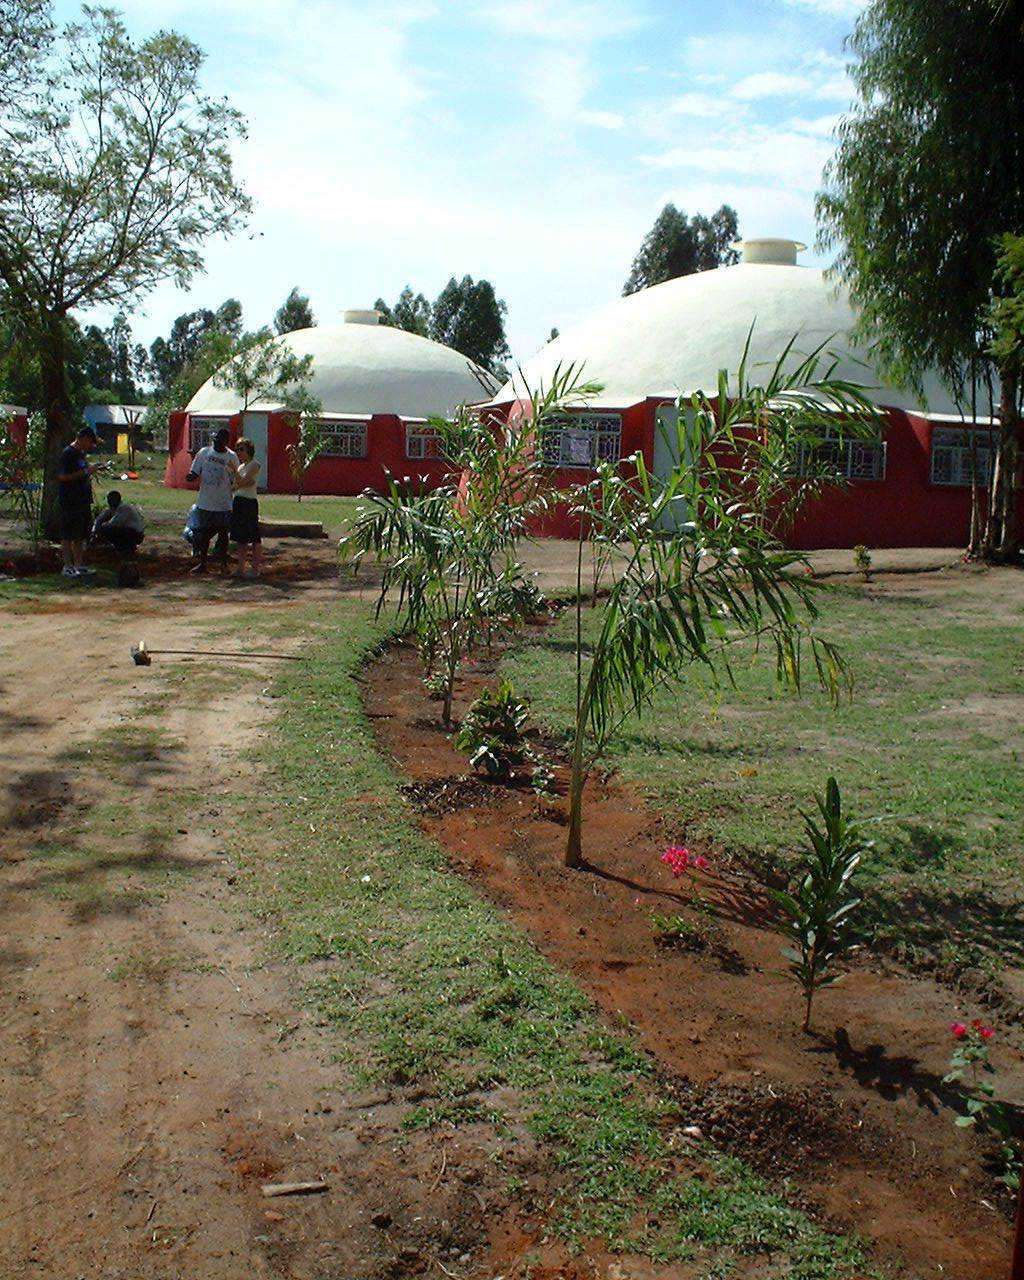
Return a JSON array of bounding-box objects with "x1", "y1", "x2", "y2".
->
[
  {"x1": 406, "y1": 422, "x2": 442, "y2": 460},
  {"x1": 930, "y1": 427, "x2": 994, "y2": 487},
  {"x1": 189, "y1": 416, "x2": 225, "y2": 453},
  {"x1": 317, "y1": 419, "x2": 367, "y2": 459},
  {"x1": 794, "y1": 427, "x2": 886, "y2": 482},
  {"x1": 539, "y1": 413, "x2": 622, "y2": 469}
]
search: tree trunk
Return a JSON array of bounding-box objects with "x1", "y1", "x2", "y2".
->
[
  {"x1": 38, "y1": 315, "x2": 74, "y2": 541},
  {"x1": 564, "y1": 717, "x2": 586, "y2": 869},
  {"x1": 996, "y1": 369, "x2": 1020, "y2": 561}
]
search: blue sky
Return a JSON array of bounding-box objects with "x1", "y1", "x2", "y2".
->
[{"x1": 55, "y1": 0, "x2": 863, "y2": 363}]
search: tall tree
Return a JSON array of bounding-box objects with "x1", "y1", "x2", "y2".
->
[
  {"x1": 0, "y1": 4, "x2": 249, "y2": 534},
  {"x1": 816, "y1": 0, "x2": 1024, "y2": 560},
  {"x1": 375, "y1": 286, "x2": 432, "y2": 337},
  {"x1": 149, "y1": 299, "x2": 242, "y2": 395},
  {"x1": 429, "y1": 275, "x2": 510, "y2": 377},
  {"x1": 274, "y1": 287, "x2": 314, "y2": 335},
  {"x1": 0, "y1": 0, "x2": 50, "y2": 112},
  {"x1": 623, "y1": 204, "x2": 739, "y2": 296}
]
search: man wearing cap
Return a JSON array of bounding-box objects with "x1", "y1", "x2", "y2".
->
[
  {"x1": 186, "y1": 427, "x2": 238, "y2": 575},
  {"x1": 58, "y1": 424, "x2": 106, "y2": 578}
]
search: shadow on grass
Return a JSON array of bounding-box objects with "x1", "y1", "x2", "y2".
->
[{"x1": 859, "y1": 881, "x2": 1024, "y2": 967}]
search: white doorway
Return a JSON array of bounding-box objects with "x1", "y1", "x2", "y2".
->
[{"x1": 241, "y1": 411, "x2": 269, "y2": 492}]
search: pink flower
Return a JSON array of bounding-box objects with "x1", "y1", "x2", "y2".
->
[
  {"x1": 972, "y1": 1019, "x2": 995, "y2": 1041},
  {"x1": 694, "y1": 855, "x2": 709, "y2": 870},
  {"x1": 633, "y1": 896, "x2": 640, "y2": 906},
  {"x1": 951, "y1": 1022, "x2": 967, "y2": 1040},
  {"x1": 661, "y1": 845, "x2": 692, "y2": 878}
]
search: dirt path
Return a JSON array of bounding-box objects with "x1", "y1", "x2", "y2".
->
[
  {"x1": 0, "y1": 592, "x2": 443, "y2": 1280},
  {"x1": 367, "y1": 638, "x2": 1021, "y2": 1280}
]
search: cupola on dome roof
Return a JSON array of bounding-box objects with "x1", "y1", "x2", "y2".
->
[
  {"x1": 187, "y1": 314, "x2": 495, "y2": 418},
  {"x1": 491, "y1": 238, "x2": 956, "y2": 413}
]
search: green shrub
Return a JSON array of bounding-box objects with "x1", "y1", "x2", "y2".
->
[
  {"x1": 770, "y1": 776, "x2": 868, "y2": 1032},
  {"x1": 456, "y1": 678, "x2": 530, "y2": 780}
]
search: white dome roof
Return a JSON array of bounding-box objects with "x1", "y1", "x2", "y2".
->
[
  {"x1": 187, "y1": 317, "x2": 497, "y2": 417},
  {"x1": 493, "y1": 244, "x2": 956, "y2": 414}
]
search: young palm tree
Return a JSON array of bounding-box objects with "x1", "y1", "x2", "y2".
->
[
  {"x1": 340, "y1": 365, "x2": 600, "y2": 726},
  {"x1": 561, "y1": 336, "x2": 883, "y2": 868}
]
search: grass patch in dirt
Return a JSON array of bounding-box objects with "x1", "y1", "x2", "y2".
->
[
  {"x1": 503, "y1": 577, "x2": 1024, "y2": 983},
  {"x1": 233, "y1": 599, "x2": 875, "y2": 1279}
]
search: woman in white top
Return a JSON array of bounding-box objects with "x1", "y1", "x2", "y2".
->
[{"x1": 230, "y1": 437, "x2": 262, "y2": 579}]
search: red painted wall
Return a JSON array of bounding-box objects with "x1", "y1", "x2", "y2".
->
[
  {"x1": 165, "y1": 411, "x2": 454, "y2": 496},
  {"x1": 2, "y1": 411, "x2": 29, "y2": 450},
  {"x1": 785, "y1": 410, "x2": 1023, "y2": 550},
  {"x1": 163, "y1": 401, "x2": 1023, "y2": 549},
  {"x1": 494, "y1": 399, "x2": 1023, "y2": 550}
]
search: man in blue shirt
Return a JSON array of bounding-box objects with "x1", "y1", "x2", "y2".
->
[{"x1": 58, "y1": 424, "x2": 106, "y2": 578}]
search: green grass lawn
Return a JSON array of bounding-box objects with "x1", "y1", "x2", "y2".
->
[
  {"x1": 96, "y1": 453, "x2": 362, "y2": 536},
  {"x1": 503, "y1": 577, "x2": 1024, "y2": 981},
  {"x1": 223, "y1": 598, "x2": 874, "y2": 1279}
]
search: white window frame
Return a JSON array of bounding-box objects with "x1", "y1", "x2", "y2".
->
[
  {"x1": 794, "y1": 426, "x2": 887, "y2": 482},
  {"x1": 930, "y1": 426, "x2": 994, "y2": 487},
  {"x1": 189, "y1": 416, "x2": 227, "y2": 453},
  {"x1": 406, "y1": 420, "x2": 442, "y2": 461},
  {"x1": 540, "y1": 412, "x2": 622, "y2": 469},
  {"x1": 316, "y1": 418, "x2": 367, "y2": 459}
]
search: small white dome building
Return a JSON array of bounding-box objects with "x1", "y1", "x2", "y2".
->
[
  {"x1": 167, "y1": 310, "x2": 496, "y2": 495},
  {"x1": 490, "y1": 239, "x2": 995, "y2": 550}
]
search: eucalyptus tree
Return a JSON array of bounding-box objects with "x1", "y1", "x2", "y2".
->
[
  {"x1": 560, "y1": 338, "x2": 883, "y2": 869},
  {"x1": 817, "y1": 0, "x2": 1024, "y2": 560},
  {"x1": 0, "y1": 4, "x2": 249, "y2": 533},
  {"x1": 623, "y1": 204, "x2": 739, "y2": 296}
]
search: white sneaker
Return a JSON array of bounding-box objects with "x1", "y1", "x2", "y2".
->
[
  {"x1": 61, "y1": 566, "x2": 77, "y2": 578},
  {"x1": 75, "y1": 566, "x2": 95, "y2": 577}
]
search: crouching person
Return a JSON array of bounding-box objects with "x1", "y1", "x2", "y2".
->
[{"x1": 93, "y1": 490, "x2": 145, "y2": 556}]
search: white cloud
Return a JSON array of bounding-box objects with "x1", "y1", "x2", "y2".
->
[{"x1": 479, "y1": 0, "x2": 641, "y2": 42}]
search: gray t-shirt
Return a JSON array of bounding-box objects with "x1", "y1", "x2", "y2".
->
[{"x1": 192, "y1": 445, "x2": 239, "y2": 513}]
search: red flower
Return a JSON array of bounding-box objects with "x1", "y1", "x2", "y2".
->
[{"x1": 951, "y1": 1022, "x2": 967, "y2": 1039}]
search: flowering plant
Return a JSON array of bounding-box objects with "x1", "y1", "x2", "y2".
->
[
  {"x1": 660, "y1": 845, "x2": 709, "y2": 878},
  {"x1": 943, "y1": 1019, "x2": 1019, "y2": 1188}
]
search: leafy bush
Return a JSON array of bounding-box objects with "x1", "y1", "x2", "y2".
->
[
  {"x1": 0, "y1": 411, "x2": 45, "y2": 561},
  {"x1": 944, "y1": 1019, "x2": 1020, "y2": 1189},
  {"x1": 853, "y1": 544, "x2": 872, "y2": 578},
  {"x1": 455, "y1": 679, "x2": 530, "y2": 780},
  {"x1": 770, "y1": 776, "x2": 867, "y2": 1032}
]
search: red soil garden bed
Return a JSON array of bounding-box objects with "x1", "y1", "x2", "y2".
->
[{"x1": 366, "y1": 638, "x2": 1021, "y2": 1280}]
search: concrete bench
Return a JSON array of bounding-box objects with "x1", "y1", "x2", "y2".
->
[{"x1": 258, "y1": 519, "x2": 327, "y2": 539}]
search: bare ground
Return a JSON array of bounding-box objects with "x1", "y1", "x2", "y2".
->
[{"x1": 0, "y1": 588, "x2": 499, "y2": 1280}]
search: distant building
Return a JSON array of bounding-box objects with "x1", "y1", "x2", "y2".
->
[
  {"x1": 165, "y1": 310, "x2": 496, "y2": 494},
  {"x1": 485, "y1": 238, "x2": 1020, "y2": 550},
  {"x1": 82, "y1": 404, "x2": 151, "y2": 451}
]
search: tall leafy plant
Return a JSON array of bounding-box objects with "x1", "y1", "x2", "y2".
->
[
  {"x1": 341, "y1": 367, "x2": 598, "y2": 725},
  {"x1": 771, "y1": 776, "x2": 867, "y2": 1032},
  {"x1": 561, "y1": 335, "x2": 883, "y2": 868}
]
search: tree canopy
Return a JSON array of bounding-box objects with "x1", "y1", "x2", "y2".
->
[
  {"x1": 149, "y1": 300, "x2": 242, "y2": 396},
  {"x1": 375, "y1": 286, "x2": 431, "y2": 337},
  {"x1": 429, "y1": 275, "x2": 510, "y2": 378},
  {"x1": 0, "y1": 2, "x2": 249, "y2": 531},
  {"x1": 375, "y1": 278, "x2": 510, "y2": 378},
  {"x1": 274, "y1": 287, "x2": 315, "y2": 335},
  {"x1": 623, "y1": 204, "x2": 739, "y2": 296},
  {"x1": 816, "y1": 0, "x2": 1024, "y2": 557}
]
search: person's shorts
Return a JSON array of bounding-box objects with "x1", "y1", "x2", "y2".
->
[
  {"x1": 197, "y1": 508, "x2": 231, "y2": 535},
  {"x1": 58, "y1": 505, "x2": 90, "y2": 541},
  {"x1": 230, "y1": 496, "x2": 261, "y2": 545}
]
